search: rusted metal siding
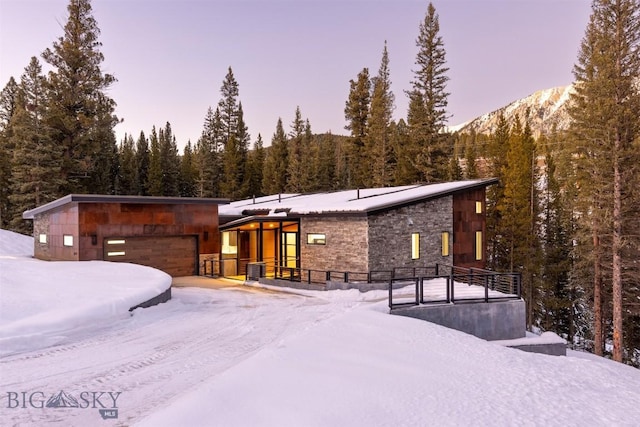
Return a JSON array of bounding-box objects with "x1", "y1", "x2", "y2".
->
[{"x1": 453, "y1": 188, "x2": 486, "y2": 269}]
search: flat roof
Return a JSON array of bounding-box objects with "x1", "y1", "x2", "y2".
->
[
  {"x1": 219, "y1": 179, "x2": 498, "y2": 218},
  {"x1": 23, "y1": 194, "x2": 230, "y2": 219}
]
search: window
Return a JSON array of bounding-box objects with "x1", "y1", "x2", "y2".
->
[
  {"x1": 475, "y1": 231, "x2": 483, "y2": 261},
  {"x1": 411, "y1": 233, "x2": 420, "y2": 260},
  {"x1": 307, "y1": 233, "x2": 326, "y2": 245},
  {"x1": 106, "y1": 239, "x2": 126, "y2": 245},
  {"x1": 221, "y1": 231, "x2": 237, "y2": 254},
  {"x1": 441, "y1": 232, "x2": 450, "y2": 257},
  {"x1": 39, "y1": 234, "x2": 47, "y2": 244},
  {"x1": 107, "y1": 251, "x2": 126, "y2": 257},
  {"x1": 63, "y1": 235, "x2": 73, "y2": 247},
  {"x1": 475, "y1": 201, "x2": 483, "y2": 214}
]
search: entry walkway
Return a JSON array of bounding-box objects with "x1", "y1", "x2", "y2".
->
[
  {"x1": 172, "y1": 275, "x2": 245, "y2": 290},
  {"x1": 171, "y1": 276, "x2": 298, "y2": 296}
]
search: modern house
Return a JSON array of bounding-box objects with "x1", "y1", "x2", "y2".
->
[
  {"x1": 21, "y1": 179, "x2": 497, "y2": 281},
  {"x1": 216, "y1": 179, "x2": 498, "y2": 281},
  {"x1": 23, "y1": 194, "x2": 228, "y2": 277}
]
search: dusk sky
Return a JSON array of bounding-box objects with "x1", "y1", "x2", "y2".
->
[{"x1": 1, "y1": 0, "x2": 592, "y2": 151}]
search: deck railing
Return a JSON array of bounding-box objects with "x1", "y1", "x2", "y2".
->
[
  {"x1": 201, "y1": 259, "x2": 521, "y2": 307},
  {"x1": 388, "y1": 265, "x2": 522, "y2": 309}
]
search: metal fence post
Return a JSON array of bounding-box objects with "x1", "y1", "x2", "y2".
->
[
  {"x1": 484, "y1": 274, "x2": 489, "y2": 303},
  {"x1": 450, "y1": 274, "x2": 455, "y2": 303},
  {"x1": 388, "y1": 279, "x2": 393, "y2": 308}
]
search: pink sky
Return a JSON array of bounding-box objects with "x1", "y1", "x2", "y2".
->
[{"x1": 0, "y1": 0, "x2": 591, "y2": 150}]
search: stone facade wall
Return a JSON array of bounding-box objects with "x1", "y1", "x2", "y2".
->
[
  {"x1": 368, "y1": 196, "x2": 453, "y2": 271},
  {"x1": 299, "y1": 216, "x2": 369, "y2": 273}
]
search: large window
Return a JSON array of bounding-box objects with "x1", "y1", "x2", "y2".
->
[
  {"x1": 441, "y1": 232, "x2": 450, "y2": 257},
  {"x1": 475, "y1": 231, "x2": 483, "y2": 261},
  {"x1": 411, "y1": 233, "x2": 420, "y2": 260}
]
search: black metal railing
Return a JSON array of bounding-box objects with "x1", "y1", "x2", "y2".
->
[
  {"x1": 201, "y1": 258, "x2": 521, "y2": 306},
  {"x1": 388, "y1": 266, "x2": 522, "y2": 309}
]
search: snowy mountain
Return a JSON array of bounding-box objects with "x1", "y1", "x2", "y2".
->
[{"x1": 451, "y1": 85, "x2": 575, "y2": 137}]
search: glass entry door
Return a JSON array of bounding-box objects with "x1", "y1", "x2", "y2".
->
[{"x1": 281, "y1": 231, "x2": 298, "y2": 269}]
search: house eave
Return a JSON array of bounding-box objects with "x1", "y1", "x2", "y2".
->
[{"x1": 23, "y1": 194, "x2": 230, "y2": 220}]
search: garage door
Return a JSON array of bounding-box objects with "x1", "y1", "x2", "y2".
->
[{"x1": 103, "y1": 235, "x2": 197, "y2": 277}]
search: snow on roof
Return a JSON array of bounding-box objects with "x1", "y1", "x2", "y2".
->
[{"x1": 220, "y1": 179, "x2": 497, "y2": 217}]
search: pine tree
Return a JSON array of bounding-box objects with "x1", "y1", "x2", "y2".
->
[
  {"x1": 497, "y1": 114, "x2": 540, "y2": 328},
  {"x1": 148, "y1": 126, "x2": 162, "y2": 196},
  {"x1": 262, "y1": 118, "x2": 288, "y2": 195},
  {"x1": 179, "y1": 141, "x2": 198, "y2": 197},
  {"x1": 235, "y1": 103, "x2": 250, "y2": 197},
  {"x1": 286, "y1": 106, "x2": 305, "y2": 192},
  {"x1": 344, "y1": 68, "x2": 370, "y2": 188},
  {"x1": 196, "y1": 107, "x2": 223, "y2": 197},
  {"x1": 299, "y1": 119, "x2": 316, "y2": 192},
  {"x1": 0, "y1": 77, "x2": 18, "y2": 132},
  {"x1": 486, "y1": 112, "x2": 510, "y2": 271},
  {"x1": 42, "y1": 0, "x2": 118, "y2": 194},
  {"x1": 158, "y1": 122, "x2": 180, "y2": 197},
  {"x1": 117, "y1": 134, "x2": 137, "y2": 195},
  {"x1": 218, "y1": 67, "x2": 239, "y2": 143},
  {"x1": 312, "y1": 132, "x2": 337, "y2": 192},
  {"x1": 368, "y1": 41, "x2": 395, "y2": 187},
  {"x1": 216, "y1": 68, "x2": 249, "y2": 198},
  {"x1": 568, "y1": 0, "x2": 640, "y2": 362},
  {"x1": 243, "y1": 134, "x2": 265, "y2": 198},
  {"x1": 539, "y1": 137, "x2": 575, "y2": 339},
  {"x1": 391, "y1": 119, "x2": 410, "y2": 185},
  {"x1": 463, "y1": 131, "x2": 478, "y2": 179},
  {"x1": 406, "y1": 2, "x2": 451, "y2": 182},
  {"x1": 221, "y1": 134, "x2": 242, "y2": 199},
  {"x1": 0, "y1": 77, "x2": 19, "y2": 228},
  {"x1": 9, "y1": 57, "x2": 64, "y2": 233},
  {"x1": 135, "y1": 131, "x2": 149, "y2": 195}
]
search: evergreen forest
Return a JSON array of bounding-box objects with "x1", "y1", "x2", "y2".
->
[{"x1": 1, "y1": 0, "x2": 639, "y2": 366}]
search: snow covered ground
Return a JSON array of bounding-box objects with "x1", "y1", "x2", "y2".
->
[{"x1": 1, "y1": 229, "x2": 640, "y2": 426}]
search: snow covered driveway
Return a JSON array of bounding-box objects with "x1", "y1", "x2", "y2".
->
[{"x1": 0, "y1": 286, "x2": 346, "y2": 426}]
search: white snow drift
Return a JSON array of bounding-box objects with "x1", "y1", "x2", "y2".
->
[{"x1": 1, "y1": 229, "x2": 639, "y2": 427}]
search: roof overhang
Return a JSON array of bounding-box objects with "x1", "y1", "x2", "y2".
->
[
  {"x1": 23, "y1": 194, "x2": 230, "y2": 220},
  {"x1": 219, "y1": 214, "x2": 298, "y2": 231},
  {"x1": 362, "y1": 178, "x2": 499, "y2": 215}
]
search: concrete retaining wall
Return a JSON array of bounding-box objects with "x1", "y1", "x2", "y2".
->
[
  {"x1": 129, "y1": 288, "x2": 172, "y2": 311},
  {"x1": 391, "y1": 299, "x2": 526, "y2": 341}
]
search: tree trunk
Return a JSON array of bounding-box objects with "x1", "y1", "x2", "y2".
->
[
  {"x1": 593, "y1": 231, "x2": 603, "y2": 356},
  {"x1": 612, "y1": 139, "x2": 623, "y2": 362}
]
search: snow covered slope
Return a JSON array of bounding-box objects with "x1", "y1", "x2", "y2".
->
[
  {"x1": 0, "y1": 229, "x2": 171, "y2": 356},
  {"x1": 1, "y1": 229, "x2": 640, "y2": 426},
  {"x1": 0, "y1": 229, "x2": 33, "y2": 257}
]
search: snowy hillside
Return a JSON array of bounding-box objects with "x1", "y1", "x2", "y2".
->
[
  {"x1": 0, "y1": 229, "x2": 171, "y2": 356},
  {"x1": 452, "y1": 85, "x2": 575, "y2": 137},
  {"x1": 0, "y1": 228, "x2": 33, "y2": 257},
  {"x1": 1, "y1": 229, "x2": 640, "y2": 426}
]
